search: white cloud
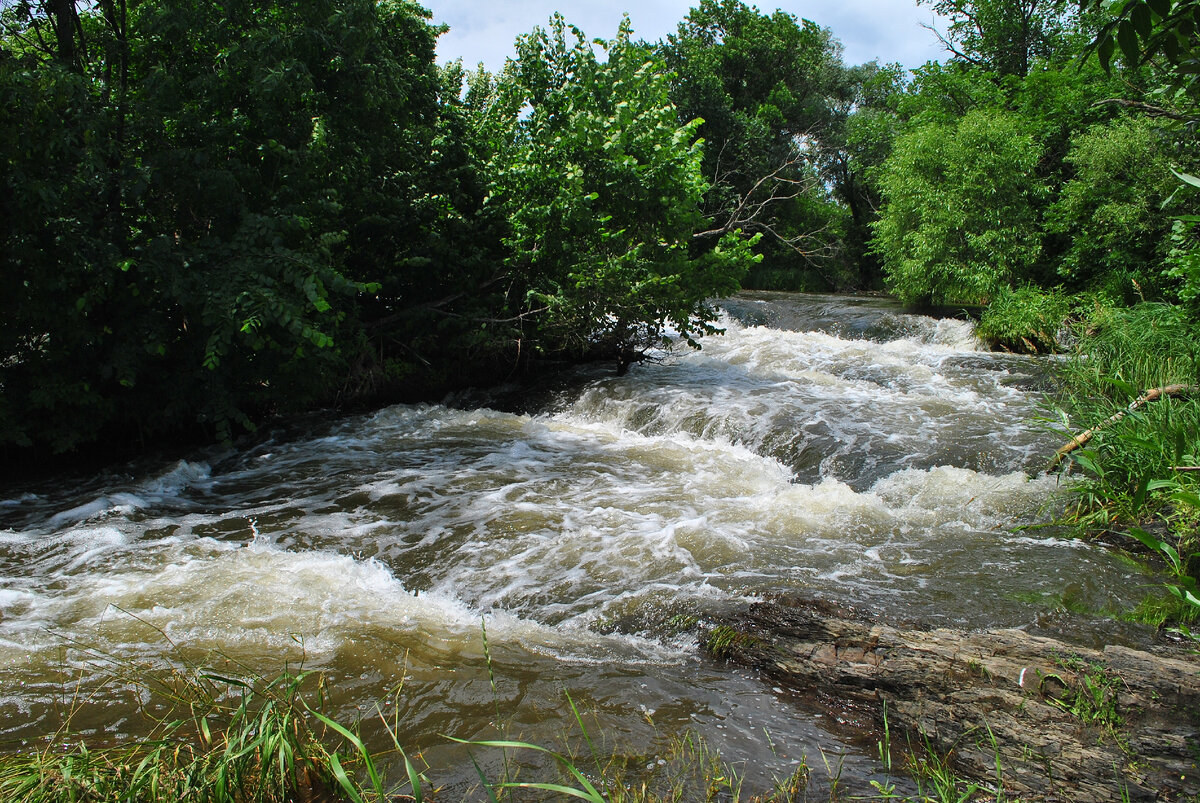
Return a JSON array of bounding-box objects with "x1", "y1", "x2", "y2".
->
[{"x1": 426, "y1": 0, "x2": 947, "y2": 73}]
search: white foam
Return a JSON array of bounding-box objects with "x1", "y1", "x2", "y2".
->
[{"x1": 0, "y1": 295, "x2": 1140, "y2": 741}]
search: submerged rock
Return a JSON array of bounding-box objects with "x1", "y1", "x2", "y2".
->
[{"x1": 703, "y1": 597, "x2": 1200, "y2": 801}]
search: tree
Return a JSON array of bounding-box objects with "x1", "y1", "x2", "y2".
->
[
  {"x1": 1046, "y1": 117, "x2": 1182, "y2": 297},
  {"x1": 0, "y1": 0, "x2": 477, "y2": 452},
  {"x1": 872, "y1": 109, "x2": 1045, "y2": 304},
  {"x1": 919, "y1": 0, "x2": 1080, "y2": 77},
  {"x1": 815, "y1": 60, "x2": 907, "y2": 288},
  {"x1": 479, "y1": 15, "x2": 757, "y2": 368},
  {"x1": 659, "y1": 0, "x2": 847, "y2": 288}
]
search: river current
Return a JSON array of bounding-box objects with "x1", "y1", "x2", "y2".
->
[{"x1": 0, "y1": 292, "x2": 1156, "y2": 794}]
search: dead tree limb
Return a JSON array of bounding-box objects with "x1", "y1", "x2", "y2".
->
[
  {"x1": 1092, "y1": 98, "x2": 1194, "y2": 122},
  {"x1": 1047, "y1": 384, "x2": 1199, "y2": 472}
]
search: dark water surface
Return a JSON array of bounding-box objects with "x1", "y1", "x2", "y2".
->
[{"x1": 0, "y1": 293, "x2": 1154, "y2": 795}]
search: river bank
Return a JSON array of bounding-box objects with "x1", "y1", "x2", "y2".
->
[{"x1": 704, "y1": 595, "x2": 1200, "y2": 801}]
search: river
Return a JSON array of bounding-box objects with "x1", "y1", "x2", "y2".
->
[{"x1": 0, "y1": 292, "x2": 1156, "y2": 796}]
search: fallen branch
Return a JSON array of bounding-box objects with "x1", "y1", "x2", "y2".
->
[{"x1": 1047, "y1": 384, "x2": 1199, "y2": 472}]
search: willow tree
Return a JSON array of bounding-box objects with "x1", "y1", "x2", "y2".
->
[
  {"x1": 872, "y1": 109, "x2": 1044, "y2": 305},
  {"x1": 477, "y1": 15, "x2": 758, "y2": 369}
]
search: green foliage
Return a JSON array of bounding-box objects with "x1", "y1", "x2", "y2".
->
[
  {"x1": 872, "y1": 108, "x2": 1045, "y2": 305},
  {"x1": 896, "y1": 61, "x2": 1008, "y2": 127},
  {"x1": 0, "y1": 0, "x2": 463, "y2": 452},
  {"x1": 818, "y1": 61, "x2": 908, "y2": 289},
  {"x1": 976, "y1": 285, "x2": 1072, "y2": 352},
  {"x1": 1165, "y1": 214, "x2": 1200, "y2": 303},
  {"x1": 1052, "y1": 303, "x2": 1200, "y2": 543},
  {"x1": 661, "y1": 0, "x2": 839, "y2": 174},
  {"x1": 1162, "y1": 174, "x2": 1200, "y2": 308},
  {"x1": 1127, "y1": 525, "x2": 1200, "y2": 619},
  {"x1": 480, "y1": 15, "x2": 756, "y2": 360},
  {"x1": 1011, "y1": 58, "x2": 1145, "y2": 169},
  {"x1": 1048, "y1": 656, "x2": 1124, "y2": 729},
  {"x1": 703, "y1": 624, "x2": 762, "y2": 659},
  {"x1": 1083, "y1": 0, "x2": 1200, "y2": 107},
  {"x1": 0, "y1": 54, "x2": 120, "y2": 451},
  {"x1": 869, "y1": 5, "x2": 1164, "y2": 302},
  {"x1": 1047, "y1": 117, "x2": 1180, "y2": 294},
  {"x1": 920, "y1": 0, "x2": 1080, "y2": 77},
  {"x1": 659, "y1": 0, "x2": 848, "y2": 288}
]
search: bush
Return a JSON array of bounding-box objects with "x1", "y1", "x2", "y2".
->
[
  {"x1": 871, "y1": 108, "x2": 1044, "y2": 305},
  {"x1": 976, "y1": 285, "x2": 1072, "y2": 353}
]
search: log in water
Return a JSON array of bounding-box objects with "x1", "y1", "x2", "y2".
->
[{"x1": 0, "y1": 292, "x2": 1164, "y2": 795}]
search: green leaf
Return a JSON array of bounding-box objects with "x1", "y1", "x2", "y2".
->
[
  {"x1": 1148, "y1": 479, "x2": 1182, "y2": 491},
  {"x1": 309, "y1": 710, "x2": 383, "y2": 794},
  {"x1": 1072, "y1": 451, "x2": 1103, "y2": 477},
  {"x1": 1128, "y1": 526, "x2": 1166, "y2": 553},
  {"x1": 1172, "y1": 168, "x2": 1200, "y2": 189},
  {"x1": 1132, "y1": 476, "x2": 1150, "y2": 511},
  {"x1": 445, "y1": 737, "x2": 605, "y2": 801},
  {"x1": 1167, "y1": 584, "x2": 1200, "y2": 608},
  {"x1": 199, "y1": 673, "x2": 252, "y2": 688},
  {"x1": 1098, "y1": 33, "x2": 1117, "y2": 70},
  {"x1": 1171, "y1": 490, "x2": 1200, "y2": 508},
  {"x1": 325, "y1": 753, "x2": 365, "y2": 803},
  {"x1": 1163, "y1": 540, "x2": 1183, "y2": 573},
  {"x1": 496, "y1": 781, "x2": 606, "y2": 802},
  {"x1": 1147, "y1": 0, "x2": 1172, "y2": 17},
  {"x1": 1131, "y1": 2, "x2": 1154, "y2": 37},
  {"x1": 1117, "y1": 19, "x2": 1142, "y2": 63},
  {"x1": 1106, "y1": 376, "x2": 1137, "y2": 397}
]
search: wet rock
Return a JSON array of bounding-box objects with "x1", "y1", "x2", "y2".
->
[{"x1": 702, "y1": 597, "x2": 1200, "y2": 801}]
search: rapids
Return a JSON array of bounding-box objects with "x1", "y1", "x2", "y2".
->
[{"x1": 0, "y1": 292, "x2": 1156, "y2": 795}]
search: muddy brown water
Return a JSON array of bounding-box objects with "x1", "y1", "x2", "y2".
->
[{"x1": 0, "y1": 292, "x2": 1156, "y2": 796}]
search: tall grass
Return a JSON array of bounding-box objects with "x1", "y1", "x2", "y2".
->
[
  {"x1": 0, "y1": 667, "x2": 426, "y2": 803},
  {"x1": 1050, "y1": 301, "x2": 1200, "y2": 625},
  {"x1": 1052, "y1": 303, "x2": 1200, "y2": 520}
]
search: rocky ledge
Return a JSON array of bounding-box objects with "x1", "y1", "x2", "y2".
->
[{"x1": 702, "y1": 597, "x2": 1200, "y2": 801}]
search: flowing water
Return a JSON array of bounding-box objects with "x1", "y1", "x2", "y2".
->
[{"x1": 0, "y1": 292, "x2": 1156, "y2": 795}]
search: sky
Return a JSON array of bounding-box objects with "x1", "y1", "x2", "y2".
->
[{"x1": 426, "y1": 0, "x2": 949, "y2": 74}]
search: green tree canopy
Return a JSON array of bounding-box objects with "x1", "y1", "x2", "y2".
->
[
  {"x1": 920, "y1": 0, "x2": 1081, "y2": 77},
  {"x1": 478, "y1": 15, "x2": 757, "y2": 367},
  {"x1": 872, "y1": 108, "x2": 1044, "y2": 305},
  {"x1": 658, "y1": 0, "x2": 848, "y2": 288},
  {"x1": 1047, "y1": 116, "x2": 1182, "y2": 296}
]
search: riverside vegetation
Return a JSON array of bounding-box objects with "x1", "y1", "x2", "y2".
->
[{"x1": 6, "y1": 0, "x2": 1200, "y2": 799}]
